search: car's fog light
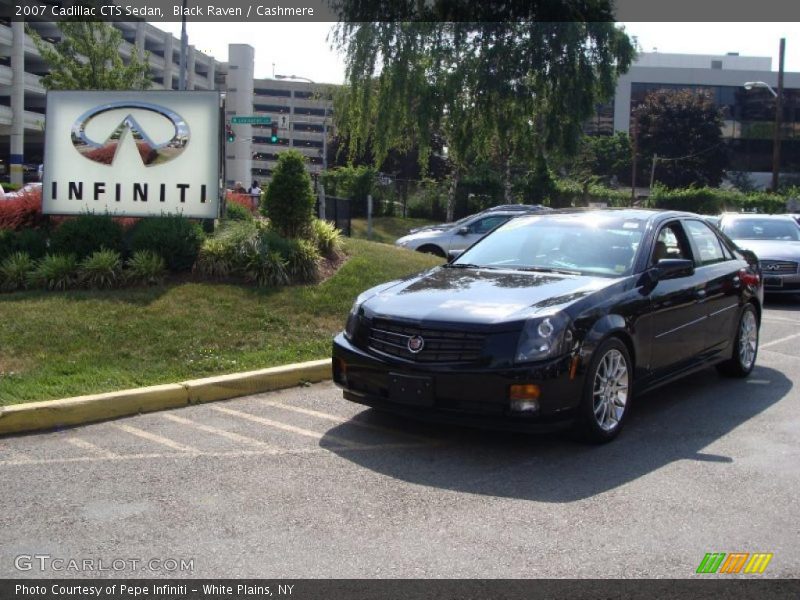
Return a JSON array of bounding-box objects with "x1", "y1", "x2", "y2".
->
[
  {"x1": 333, "y1": 357, "x2": 347, "y2": 385},
  {"x1": 509, "y1": 384, "x2": 540, "y2": 413},
  {"x1": 510, "y1": 399, "x2": 540, "y2": 413}
]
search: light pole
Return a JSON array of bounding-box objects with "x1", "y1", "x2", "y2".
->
[
  {"x1": 743, "y1": 38, "x2": 785, "y2": 192},
  {"x1": 275, "y1": 74, "x2": 330, "y2": 218}
]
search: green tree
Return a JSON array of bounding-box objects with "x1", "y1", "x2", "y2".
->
[
  {"x1": 570, "y1": 132, "x2": 633, "y2": 186},
  {"x1": 635, "y1": 89, "x2": 727, "y2": 188},
  {"x1": 332, "y1": 11, "x2": 635, "y2": 220},
  {"x1": 263, "y1": 151, "x2": 316, "y2": 239},
  {"x1": 28, "y1": 21, "x2": 151, "y2": 90}
]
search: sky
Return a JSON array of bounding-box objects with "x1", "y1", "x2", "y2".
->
[{"x1": 154, "y1": 22, "x2": 799, "y2": 85}]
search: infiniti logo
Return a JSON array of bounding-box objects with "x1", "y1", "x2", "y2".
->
[
  {"x1": 71, "y1": 101, "x2": 190, "y2": 167},
  {"x1": 407, "y1": 335, "x2": 425, "y2": 354}
]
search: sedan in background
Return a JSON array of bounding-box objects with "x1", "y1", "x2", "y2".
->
[
  {"x1": 334, "y1": 209, "x2": 763, "y2": 443},
  {"x1": 396, "y1": 205, "x2": 548, "y2": 257},
  {"x1": 719, "y1": 214, "x2": 800, "y2": 295}
]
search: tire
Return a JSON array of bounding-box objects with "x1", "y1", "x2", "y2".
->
[
  {"x1": 416, "y1": 245, "x2": 446, "y2": 258},
  {"x1": 716, "y1": 304, "x2": 759, "y2": 378},
  {"x1": 573, "y1": 338, "x2": 633, "y2": 444}
]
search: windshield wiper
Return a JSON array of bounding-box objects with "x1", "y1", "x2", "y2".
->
[
  {"x1": 443, "y1": 263, "x2": 495, "y2": 269},
  {"x1": 514, "y1": 266, "x2": 582, "y2": 276}
]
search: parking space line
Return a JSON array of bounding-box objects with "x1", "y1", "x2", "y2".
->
[
  {"x1": 258, "y1": 399, "x2": 432, "y2": 440},
  {"x1": 0, "y1": 444, "x2": 33, "y2": 463},
  {"x1": 112, "y1": 423, "x2": 200, "y2": 454},
  {"x1": 761, "y1": 316, "x2": 800, "y2": 325},
  {"x1": 162, "y1": 413, "x2": 281, "y2": 453},
  {"x1": 65, "y1": 437, "x2": 120, "y2": 459},
  {"x1": 761, "y1": 332, "x2": 800, "y2": 349},
  {"x1": 0, "y1": 439, "x2": 435, "y2": 468},
  {"x1": 210, "y1": 405, "x2": 366, "y2": 448}
]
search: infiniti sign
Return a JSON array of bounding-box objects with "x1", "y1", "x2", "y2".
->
[
  {"x1": 71, "y1": 101, "x2": 190, "y2": 166},
  {"x1": 43, "y1": 90, "x2": 219, "y2": 219}
]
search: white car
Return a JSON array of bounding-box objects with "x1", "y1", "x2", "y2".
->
[{"x1": 396, "y1": 207, "x2": 548, "y2": 258}]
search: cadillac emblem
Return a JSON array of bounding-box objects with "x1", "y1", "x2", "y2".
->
[{"x1": 407, "y1": 335, "x2": 425, "y2": 354}]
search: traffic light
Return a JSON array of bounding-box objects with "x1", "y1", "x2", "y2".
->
[
  {"x1": 226, "y1": 123, "x2": 236, "y2": 143},
  {"x1": 270, "y1": 123, "x2": 279, "y2": 143}
]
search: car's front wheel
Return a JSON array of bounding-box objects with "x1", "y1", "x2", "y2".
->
[
  {"x1": 716, "y1": 303, "x2": 759, "y2": 378},
  {"x1": 574, "y1": 338, "x2": 633, "y2": 443}
]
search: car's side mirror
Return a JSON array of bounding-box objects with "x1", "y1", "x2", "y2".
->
[
  {"x1": 447, "y1": 249, "x2": 463, "y2": 263},
  {"x1": 456, "y1": 226, "x2": 470, "y2": 235},
  {"x1": 656, "y1": 258, "x2": 695, "y2": 280}
]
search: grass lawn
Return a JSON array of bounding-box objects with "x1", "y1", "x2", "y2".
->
[
  {"x1": 0, "y1": 238, "x2": 441, "y2": 405},
  {"x1": 351, "y1": 216, "x2": 438, "y2": 245}
]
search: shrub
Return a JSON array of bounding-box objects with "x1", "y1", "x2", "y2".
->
[
  {"x1": 0, "y1": 252, "x2": 35, "y2": 292},
  {"x1": 125, "y1": 250, "x2": 166, "y2": 286},
  {"x1": 194, "y1": 238, "x2": 234, "y2": 279},
  {"x1": 51, "y1": 213, "x2": 125, "y2": 259},
  {"x1": 225, "y1": 201, "x2": 253, "y2": 222},
  {"x1": 286, "y1": 238, "x2": 321, "y2": 283},
  {"x1": 241, "y1": 236, "x2": 289, "y2": 287},
  {"x1": 0, "y1": 229, "x2": 14, "y2": 260},
  {"x1": 28, "y1": 254, "x2": 79, "y2": 291},
  {"x1": 649, "y1": 186, "x2": 788, "y2": 215},
  {"x1": 262, "y1": 150, "x2": 316, "y2": 238},
  {"x1": 0, "y1": 186, "x2": 45, "y2": 230},
  {"x1": 310, "y1": 219, "x2": 342, "y2": 258},
  {"x1": 80, "y1": 249, "x2": 122, "y2": 289},
  {"x1": 129, "y1": 215, "x2": 205, "y2": 272},
  {"x1": 14, "y1": 228, "x2": 48, "y2": 260}
]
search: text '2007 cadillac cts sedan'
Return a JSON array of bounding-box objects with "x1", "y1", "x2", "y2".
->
[{"x1": 332, "y1": 209, "x2": 764, "y2": 443}]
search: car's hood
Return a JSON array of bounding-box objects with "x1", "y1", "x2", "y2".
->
[
  {"x1": 362, "y1": 267, "x2": 614, "y2": 327},
  {"x1": 730, "y1": 239, "x2": 800, "y2": 260},
  {"x1": 408, "y1": 223, "x2": 450, "y2": 234}
]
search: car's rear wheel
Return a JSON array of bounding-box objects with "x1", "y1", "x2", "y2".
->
[
  {"x1": 416, "y1": 245, "x2": 446, "y2": 258},
  {"x1": 574, "y1": 338, "x2": 632, "y2": 443},
  {"x1": 716, "y1": 304, "x2": 758, "y2": 378}
]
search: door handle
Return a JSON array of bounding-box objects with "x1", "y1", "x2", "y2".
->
[{"x1": 695, "y1": 289, "x2": 707, "y2": 300}]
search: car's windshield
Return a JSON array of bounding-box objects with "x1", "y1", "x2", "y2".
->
[
  {"x1": 722, "y1": 219, "x2": 800, "y2": 241},
  {"x1": 453, "y1": 213, "x2": 645, "y2": 277}
]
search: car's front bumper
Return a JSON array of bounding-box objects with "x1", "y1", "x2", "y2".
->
[
  {"x1": 762, "y1": 272, "x2": 800, "y2": 294},
  {"x1": 332, "y1": 333, "x2": 581, "y2": 433}
]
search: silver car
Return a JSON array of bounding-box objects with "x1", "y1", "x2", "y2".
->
[
  {"x1": 396, "y1": 209, "x2": 541, "y2": 257},
  {"x1": 719, "y1": 214, "x2": 800, "y2": 295}
]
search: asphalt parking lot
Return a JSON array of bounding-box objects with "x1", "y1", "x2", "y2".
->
[{"x1": 1, "y1": 298, "x2": 799, "y2": 579}]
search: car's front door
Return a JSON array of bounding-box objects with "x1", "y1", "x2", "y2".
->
[
  {"x1": 645, "y1": 220, "x2": 708, "y2": 376},
  {"x1": 448, "y1": 215, "x2": 513, "y2": 253}
]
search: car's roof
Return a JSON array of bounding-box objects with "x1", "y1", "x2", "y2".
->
[
  {"x1": 720, "y1": 213, "x2": 796, "y2": 221},
  {"x1": 536, "y1": 207, "x2": 700, "y2": 223}
]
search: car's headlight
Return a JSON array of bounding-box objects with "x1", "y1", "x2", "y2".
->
[
  {"x1": 344, "y1": 290, "x2": 373, "y2": 340},
  {"x1": 515, "y1": 313, "x2": 574, "y2": 363}
]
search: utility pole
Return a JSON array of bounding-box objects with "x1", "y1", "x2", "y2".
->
[
  {"x1": 771, "y1": 38, "x2": 785, "y2": 192},
  {"x1": 649, "y1": 154, "x2": 658, "y2": 190},
  {"x1": 178, "y1": 0, "x2": 188, "y2": 91},
  {"x1": 630, "y1": 113, "x2": 638, "y2": 206}
]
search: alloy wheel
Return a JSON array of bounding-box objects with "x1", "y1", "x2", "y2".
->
[
  {"x1": 738, "y1": 309, "x2": 758, "y2": 370},
  {"x1": 592, "y1": 348, "x2": 629, "y2": 432}
]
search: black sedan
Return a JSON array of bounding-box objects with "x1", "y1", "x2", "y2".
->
[{"x1": 332, "y1": 209, "x2": 763, "y2": 443}]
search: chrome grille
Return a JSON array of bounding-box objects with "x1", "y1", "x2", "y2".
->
[
  {"x1": 367, "y1": 318, "x2": 486, "y2": 363},
  {"x1": 760, "y1": 260, "x2": 798, "y2": 275}
]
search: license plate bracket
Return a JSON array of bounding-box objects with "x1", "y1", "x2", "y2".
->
[
  {"x1": 764, "y1": 276, "x2": 783, "y2": 287},
  {"x1": 388, "y1": 373, "x2": 434, "y2": 407}
]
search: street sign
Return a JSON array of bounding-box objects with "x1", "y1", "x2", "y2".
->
[{"x1": 231, "y1": 116, "x2": 272, "y2": 125}]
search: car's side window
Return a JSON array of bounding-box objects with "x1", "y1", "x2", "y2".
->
[
  {"x1": 685, "y1": 220, "x2": 728, "y2": 266},
  {"x1": 651, "y1": 222, "x2": 691, "y2": 265},
  {"x1": 472, "y1": 216, "x2": 509, "y2": 234}
]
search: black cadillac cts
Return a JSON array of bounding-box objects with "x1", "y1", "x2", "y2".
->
[{"x1": 332, "y1": 209, "x2": 764, "y2": 442}]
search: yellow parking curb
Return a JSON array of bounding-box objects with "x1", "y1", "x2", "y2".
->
[{"x1": 0, "y1": 359, "x2": 332, "y2": 436}]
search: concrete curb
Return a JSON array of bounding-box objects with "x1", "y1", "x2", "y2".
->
[{"x1": 0, "y1": 359, "x2": 331, "y2": 437}]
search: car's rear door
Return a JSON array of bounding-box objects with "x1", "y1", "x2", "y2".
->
[{"x1": 683, "y1": 218, "x2": 743, "y2": 358}]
